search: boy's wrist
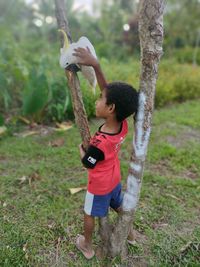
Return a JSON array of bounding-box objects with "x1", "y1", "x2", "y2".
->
[{"x1": 93, "y1": 61, "x2": 100, "y2": 70}]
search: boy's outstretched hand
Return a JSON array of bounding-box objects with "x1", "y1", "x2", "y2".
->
[
  {"x1": 73, "y1": 47, "x2": 98, "y2": 68},
  {"x1": 73, "y1": 47, "x2": 107, "y2": 92}
]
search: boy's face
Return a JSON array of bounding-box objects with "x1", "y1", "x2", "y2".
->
[{"x1": 95, "y1": 90, "x2": 112, "y2": 119}]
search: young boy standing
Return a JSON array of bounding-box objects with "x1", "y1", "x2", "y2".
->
[{"x1": 73, "y1": 47, "x2": 139, "y2": 259}]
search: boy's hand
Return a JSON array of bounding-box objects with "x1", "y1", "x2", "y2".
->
[
  {"x1": 73, "y1": 47, "x2": 98, "y2": 68},
  {"x1": 73, "y1": 47, "x2": 107, "y2": 92},
  {"x1": 79, "y1": 143, "x2": 86, "y2": 159}
]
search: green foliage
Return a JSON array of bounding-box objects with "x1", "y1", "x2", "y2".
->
[
  {"x1": 0, "y1": 72, "x2": 11, "y2": 111},
  {"x1": 155, "y1": 61, "x2": 200, "y2": 107},
  {"x1": 0, "y1": 114, "x2": 4, "y2": 126},
  {"x1": 0, "y1": 0, "x2": 200, "y2": 123},
  {"x1": 22, "y1": 70, "x2": 49, "y2": 121},
  {"x1": 172, "y1": 47, "x2": 200, "y2": 65},
  {"x1": 47, "y1": 81, "x2": 73, "y2": 122}
]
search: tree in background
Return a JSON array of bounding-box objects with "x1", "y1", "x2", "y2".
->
[{"x1": 165, "y1": 0, "x2": 200, "y2": 49}]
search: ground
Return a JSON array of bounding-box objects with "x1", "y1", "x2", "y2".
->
[{"x1": 0, "y1": 100, "x2": 200, "y2": 266}]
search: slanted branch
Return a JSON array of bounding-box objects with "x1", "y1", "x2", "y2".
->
[{"x1": 55, "y1": 0, "x2": 91, "y2": 149}]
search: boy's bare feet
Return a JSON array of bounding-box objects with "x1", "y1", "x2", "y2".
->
[
  {"x1": 127, "y1": 228, "x2": 137, "y2": 245},
  {"x1": 75, "y1": 234, "x2": 95, "y2": 259}
]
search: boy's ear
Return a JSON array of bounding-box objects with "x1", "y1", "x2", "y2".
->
[{"x1": 108, "y1": 103, "x2": 115, "y2": 113}]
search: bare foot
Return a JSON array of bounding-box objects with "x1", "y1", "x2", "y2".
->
[
  {"x1": 127, "y1": 228, "x2": 137, "y2": 245},
  {"x1": 75, "y1": 234, "x2": 95, "y2": 259}
]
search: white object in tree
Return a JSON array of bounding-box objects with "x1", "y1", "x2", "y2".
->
[{"x1": 59, "y1": 29, "x2": 97, "y2": 91}]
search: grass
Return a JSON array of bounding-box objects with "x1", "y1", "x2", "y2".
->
[{"x1": 0, "y1": 99, "x2": 200, "y2": 266}]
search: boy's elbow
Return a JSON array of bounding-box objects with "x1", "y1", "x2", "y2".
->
[{"x1": 81, "y1": 158, "x2": 96, "y2": 169}]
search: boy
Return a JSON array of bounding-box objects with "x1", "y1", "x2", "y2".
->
[{"x1": 73, "y1": 47, "x2": 139, "y2": 259}]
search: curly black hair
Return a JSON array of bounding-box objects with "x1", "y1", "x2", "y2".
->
[{"x1": 105, "y1": 81, "x2": 139, "y2": 122}]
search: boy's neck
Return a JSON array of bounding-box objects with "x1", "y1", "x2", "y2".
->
[{"x1": 101, "y1": 117, "x2": 121, "y2": 134}]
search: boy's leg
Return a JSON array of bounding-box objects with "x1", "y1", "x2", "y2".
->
[
  {"x1": 84, "y1": 213, "x2": 95, "y2": 248},
  {"x1": 76, "y1": 190, "x2": 110, "y2": 258},
  {"x1": 76, "y1": 213, "x2": 95, "y2": 259}
]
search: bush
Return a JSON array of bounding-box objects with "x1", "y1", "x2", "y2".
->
[
  {"x1": 1, "y1": 37, "x2": 200, "y2": 123},
  {"x1": 172, "y1": 47, "x2": 200, "y2": 65},
  {"x1": 155, "y1": 61, "x2": 200, "y2": 107},
  {"x1": 47, "y1": 80, "x2": 74, "y2": 122}
]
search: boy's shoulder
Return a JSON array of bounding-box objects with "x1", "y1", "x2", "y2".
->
[
  {"x1": 90, "y1": 131, "x2": 107, "y2": 147},
  {"x1": 90, "y1": 120, "x2": 128, "y2": 148}
]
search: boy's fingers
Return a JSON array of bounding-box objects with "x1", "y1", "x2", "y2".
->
[
  {"x1": 86, "y1": 46, "x2": 91, "y2": 53},
  {"x1": 72, "y1": 52, "x2": 79, "y2": 57}
]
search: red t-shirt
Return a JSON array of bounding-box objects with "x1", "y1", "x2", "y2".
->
[{"x1": 83, "y1": 120, "x2": 128, "y2": 195}]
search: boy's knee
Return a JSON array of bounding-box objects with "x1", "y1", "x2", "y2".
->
[
  {"x1": 113, "y1": 206, "x2": 122, "y2": 213},
  {"x1": 84, "y1": 212, "x2": 95, "y2": 220}
]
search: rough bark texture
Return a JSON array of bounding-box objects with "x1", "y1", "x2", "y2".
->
[
  {"x1": 101, "y1": 0, "x2": 165, "y2": 258},
  {"x1": 55, "y1": 0, "x2": 91, "y2": 149}
]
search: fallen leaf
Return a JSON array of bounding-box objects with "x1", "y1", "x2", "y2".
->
[
  {"x1": 47, "y1": 222, "x2": 56, "y2": 229},
  {"x1": 30, "y1": 172, "x2": 41, "y2": 181},
  {"x1": 49, "y1": 138, "x2": 65, "y2": 147},
  {"x1": 23, "y1": 243, "x2": 28, "y2": 252},
  {"x1": 3, "y1": 215, "x2": 9, "y2": 222},
  {"x1": 14, "y1": 131, "x2": 39, "y2": 138},
  {"x1": 21, "y1": 131, "x2": 39, "y2": 138},
  {"x1": 18, "y1": 116, "x2": 30, "y2": 125},
  {"x1": 55, "y1": 122, "x2": 73, "y2": 131},
  {"x1": 29, "y1": 172, "x2": 42, "y2": 186},
  {"x1": 180, "y1": 241, "x2": 193, "y2": 254},
  {"x1": 18, "y1": 176, "x2": 28, "y2": 184},
  {"x1": 165, "y1": 193, "x2": 181, "y2": 201},
  {"x1": 69, "y1": 186, "x2": 87, "y2": 195}
]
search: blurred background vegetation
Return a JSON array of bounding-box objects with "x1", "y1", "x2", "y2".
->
[{"x1": 0, "y1": 0, "x2": 200, "y2": 125}]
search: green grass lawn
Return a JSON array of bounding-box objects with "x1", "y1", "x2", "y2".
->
[{"x1": 0, "y1": 100, "x2": 200, "y2": 266}]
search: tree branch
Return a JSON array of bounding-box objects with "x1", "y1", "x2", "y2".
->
[{"x1": 55, "y1": 0, "x2": 91, "y2": 149}]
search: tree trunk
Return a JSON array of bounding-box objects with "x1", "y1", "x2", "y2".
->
[
  {"x1": 99, "y1": 0, "x2": 165, "y2": 258},
  {"x1": 55, "y1": 0, "x2": 91, "y2": 149}
]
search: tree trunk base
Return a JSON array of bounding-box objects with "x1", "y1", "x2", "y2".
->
[{"x1": 98, "y1": 211, "x2": 134, "y2": 259}]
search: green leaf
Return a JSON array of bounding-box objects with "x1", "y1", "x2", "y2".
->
[
  {"x1": 0, "y1": 114, "x2": 4, "y2": 126},
  {"x1": 0, "y1": 73, "x2": 11, "y2": 110},
  {"x1": 22, "y1": 72, "x2": 49, "y2": 116}
]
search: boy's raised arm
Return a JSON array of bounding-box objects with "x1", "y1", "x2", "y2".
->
[
  {"x1": 92, "y1": 62, "x2": 107, "y2": 92},
  {"x1": 73, "y1": 47, "x2": 107, "y2": 91}
]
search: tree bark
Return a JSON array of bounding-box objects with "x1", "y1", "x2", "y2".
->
[
  {"x1": 55, "y1": 0, "x2": 91, "y2": 149},
  {"x1": 99, "y1": 0, "x2": 165, "y2": 258}
]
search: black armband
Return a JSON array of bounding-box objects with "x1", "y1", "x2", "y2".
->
[{"x1": 82, "y1": 145, "x2": 104, "y2": 169}]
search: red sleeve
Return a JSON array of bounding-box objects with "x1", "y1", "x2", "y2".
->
[{"x1": 90, "y1": 133, "x2": 108, "y2": 155}]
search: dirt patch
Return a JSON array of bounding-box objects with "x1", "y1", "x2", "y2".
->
[
  {"x1": 165, "y1": 125, "x2": 200, "y2": 148},
  {"x1": 146, "y1": 160, "x2": 199, "y2": 180}
]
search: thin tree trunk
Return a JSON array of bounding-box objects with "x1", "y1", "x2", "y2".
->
[
  {"x1": 99, "y1": 0, "x2": 165, "y2": 258},
  {"x1": 55, "y1": 0, "x2": 91, "y2": 149}
]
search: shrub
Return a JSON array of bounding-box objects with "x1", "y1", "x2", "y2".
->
[
  {"x1": 47, "y1": 80, "x2": 73, "y2": 122},
  {"x1": 172, "y1": 47, "x2": 200, "y2": 65},
  {"x1": 22, "y1": 70, "x2": 49, "y2": 122}
]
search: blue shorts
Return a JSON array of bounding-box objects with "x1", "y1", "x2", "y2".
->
[{"x1": 84, "y1": 183, "x2": 123, "y2": 217}]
